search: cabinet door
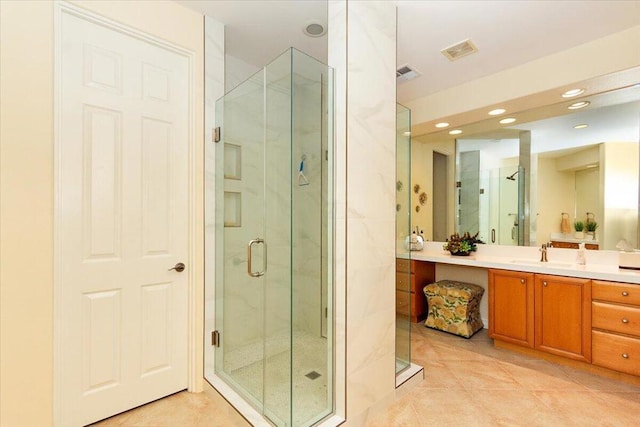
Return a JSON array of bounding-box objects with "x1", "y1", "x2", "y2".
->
[
  {"x1": 489, "y1": 269, "x2": 534, "y2": 348},
  {"x1": 535, "y1": 275, "x2": 591, "y2": 362}
]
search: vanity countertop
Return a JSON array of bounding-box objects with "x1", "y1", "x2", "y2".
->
[{"x1": 398, "y1": 242, "x2": 640, "y2": 285}]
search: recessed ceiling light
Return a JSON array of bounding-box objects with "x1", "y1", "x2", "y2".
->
[
  {"x1": 586, "y1": 164, "x2": 598, "y2": 168},
  {"x1": 303, "y1": 22, "x2": 326, "y2": 37},
  {"x1": 499, "y1": 117, "x2": 516, "y2": 124},
  {"x1": 435, "y1": 122, "x2": 450, "y2": 128},
  {"x1": 574, "y1": 124, "x2": 588, "y2": 129},
  {"x1": 403, "y1": 131, "x2": 411, "y2": 136},
  {"x1": 449, "y1": 129, "x2": 462, "y2": 135},
  {"x1": 568, "y1": 101, "x2": 590, "y2": 110},
  {"x1": 488, "y1": 108, "x2": 506, "y2": 116},
  {"x1": 562, "y1": 88, "x2": 585, "y2": 98}
]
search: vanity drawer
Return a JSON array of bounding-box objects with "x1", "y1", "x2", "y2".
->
[
  {"x1": 396, "y1": 258, "x2": 413, "y2": 273},
  {"x1": 396, "y1": 290, "x2": 414, "y2": 317},
  {"x1": 592, "y1": 330, "x2": 640, "y2": 377},
  {"x1": 592, "y1": 281, "x2": 640, "y2": 306},
  {"x1": 396, "y1": 271, "x2": 415, "y2": 292},
  {"x1": 592, "y1": 302, "x2": 640, "y2": 337}
]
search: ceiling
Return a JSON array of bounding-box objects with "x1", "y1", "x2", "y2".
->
[
  {"x1": 178, "y1": 0, "x2": 328, "y2": 69},
  {"x1": 179, "y1": 0, "x2": 640, "y2": 103}
]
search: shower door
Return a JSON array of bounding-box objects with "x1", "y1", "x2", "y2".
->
[{"x1": 210, "y1": 49, "x2": 334, "y2": 427}]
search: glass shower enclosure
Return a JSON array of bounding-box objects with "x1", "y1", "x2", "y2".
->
[
  {"x1": 205, "y1": 48, "x2": 334, "y2": 426},
  {"x1": 396, "y1": 104, "x2": 411, "y2": 375}
]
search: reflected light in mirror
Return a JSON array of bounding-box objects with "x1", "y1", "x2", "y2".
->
[
  {"x1": 499, "y1": 117, "x2": 516, "y2": 124},
  {"x1": 568, "y1": 101, "x2": 591, "y2": 109},
  {"x1": 449, "y1": 129, "x2": 462, "y2": 135},
  {"x1": 574, "y1": 124, "x2": 589, "y2": 129},
  {"x1": 562, "y1": 88, "x2": 585, "y2": 98}
]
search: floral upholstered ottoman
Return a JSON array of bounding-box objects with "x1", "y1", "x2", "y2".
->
[{"x1": 423, "y1": 280, "x2": 484, "y2": 338}]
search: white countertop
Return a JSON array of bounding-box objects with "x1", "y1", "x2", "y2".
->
[{"x1": 398, "y1": 242, "x2": 640, "y2": 285}]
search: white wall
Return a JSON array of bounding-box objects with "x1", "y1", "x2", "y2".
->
[
  {"x1": 603, "y1": 142, "x2": 639, "y2": 249},
  {"x1": 536, "y1": 157, "x2": 576, "y2": 242},
  {"x1": 0, "y1": 2, "x2": 207, "y2": 425},
  {"x1": 225, "y1": 54, "x2": 260, "y2": 93},
  {"x1": 411, "y1": 139, "x2": 455, "y2": 241}
]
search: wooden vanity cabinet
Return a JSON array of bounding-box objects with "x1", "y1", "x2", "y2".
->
[
  {"x1": 592, "y1": 280, "x2": 640, "y2": 376},
  {"x1": 489, "y1": 270, "x2": 591, "y2": 362},
  {"x1": 396, "y1": 259, "x2": 435, "y2": 322},
  {"x1": 550, "y1": 241, "x2": 599, "y2": 250},
  {"x1": 489, "y1": 269, "x2": 535, "y2": 348},
  {"x1": 534, "y1": 275, "x2": 591, "y2": 362}
]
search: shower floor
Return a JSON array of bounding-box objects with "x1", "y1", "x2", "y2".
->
[{"x1": 224, "y1": 330, "x2": 331, "y2": 427}]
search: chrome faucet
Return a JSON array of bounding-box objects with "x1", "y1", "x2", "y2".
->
[{"x1": 540, "y1": 243, "x2": 548, "y2": 262}]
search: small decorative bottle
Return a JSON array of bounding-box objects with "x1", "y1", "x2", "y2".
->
[{"x1": 576, "y1": 242, "x2": 586, "y2": 265}]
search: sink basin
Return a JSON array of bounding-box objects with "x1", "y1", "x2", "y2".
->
[{"x1": 510, "y1": 259, "x2": 574, "y2": 268}]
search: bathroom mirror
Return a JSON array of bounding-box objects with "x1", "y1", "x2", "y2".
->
[{"x1": 414, "y1": 71, "x2": 640, "y2": 250}]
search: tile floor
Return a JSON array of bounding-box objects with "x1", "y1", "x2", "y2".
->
[
  {"x1": 92, "y1": 323, "x2": 640, "y2": 426},
  {"x1": 370, "y1": 324, "x2": 640, "y2": 427}
]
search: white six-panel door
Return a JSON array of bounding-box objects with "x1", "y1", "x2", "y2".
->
[{"x1": 57, "y1": 8, "x2": 190, "y2": 426}]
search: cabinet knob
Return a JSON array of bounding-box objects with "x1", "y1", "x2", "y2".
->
[
  {"x1": 543, "y1": 281, "x2": 548, "y2": 287},
  {"x1": 622, "y1": 291, "x2": 629, "y2": 297},
  {"x1": 622, "y1": 318, "x2": 629, "y2": 324},
  {"x1": 520, "y1": 279, "x2": 525, "y2": 284},
  {"x1": 622, "y1": 353, "x2": 629, "y2": 359}
]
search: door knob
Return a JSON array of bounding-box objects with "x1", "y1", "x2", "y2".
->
[{"x1": 169, "y1": 262, "x2": 186, "y2": 272}]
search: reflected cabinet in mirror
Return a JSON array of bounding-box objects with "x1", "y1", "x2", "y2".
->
[{"x1": 413, "y1": 68, "x2": 640, "y2": 250}]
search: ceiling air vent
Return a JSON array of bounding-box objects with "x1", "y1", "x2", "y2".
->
[
  {"x1": 441, "y1": 39, "x2": 478, "y2": 61},
  {"x1": 396, "y1": 64, "x2": 421, "y2": 83}
]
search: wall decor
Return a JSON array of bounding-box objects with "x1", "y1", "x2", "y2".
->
[
  {"x1": 413, "y1": 184, "x2": 420, "y2": 194},
  {"x1": 419, "y1": 191, "x2": 427, "y2": 205},
  {"x1": 396, "y1": 180, "x2": 403, "y2": 191}
]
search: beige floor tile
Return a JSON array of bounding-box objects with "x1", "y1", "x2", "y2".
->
[
  {"x1": 560, "y1": 365, "x2": 640, "y2": 392},
  {"x1": 408, "y1": 388, "x2": 494, "y2": 426},
  {"x1": 89, "y1": 324, "x2": 640, "y2": 427},
  {"x1": 364, "y1": 395, "x2": 421, "y2": 427},
  {"x1": 532, "y1": 390, "x2": 636, "y2": 427},
  {"x1": 444, "y1": 360, "x2": 522, "y2": 390},
  {"x1": 472, "y1": 389, "x2": 568, "y2": 426},
  {"x1": 90, "y1": 391, "x2": 239, "y2": 427},
  {"x1": 415, "y1": 360, "x2": 464, "y2": 390},
  {"x1": 498, "y1": 359, "x2": 588, "y2": 391}
]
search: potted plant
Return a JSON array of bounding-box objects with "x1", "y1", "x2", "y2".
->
[
  {"x1": 585, "y1": 221, "x2": 598, "y2": 239},
  {"x1": 443, "y1": 231, "x2": 483, "y2": 256},
  {"x1": 574, "y1": 221, "x2": 585, "y2": 239}
]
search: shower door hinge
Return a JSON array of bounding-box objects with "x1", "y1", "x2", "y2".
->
[
  {"x1": 211, "y1": 330, "x2": 220, "y2": 347},
  {"x1": 213, "y1": 127, "x2": 221, "y2": 143}
]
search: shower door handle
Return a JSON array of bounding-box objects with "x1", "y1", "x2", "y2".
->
[{"x1": 247, "y1": 238, "x2": 267, "y2": 278}]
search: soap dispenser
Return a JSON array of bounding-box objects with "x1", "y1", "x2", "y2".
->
[{"x1": 576, "y1": 242, "x2": 586, "y2": 265}]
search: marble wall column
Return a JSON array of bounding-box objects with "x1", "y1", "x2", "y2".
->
[{"x1": 329, "y1": 1, "x2": 398, "y2": 424}]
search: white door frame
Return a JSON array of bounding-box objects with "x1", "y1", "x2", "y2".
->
[{"x1": 52, "y1": 2, "x2": 199, "y2": 425}]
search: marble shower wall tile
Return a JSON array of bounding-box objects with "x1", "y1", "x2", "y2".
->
[{"x1": 343, "y1": 1, "x2": 397, "y2": 423}]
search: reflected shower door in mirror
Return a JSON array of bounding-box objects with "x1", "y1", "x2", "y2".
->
[
  {"x1": 415, "y1": 68, "x2": 640, "y2": 250},
  {"x1": 455, "y1": 138, "x2": 522, "y2": 246}
]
